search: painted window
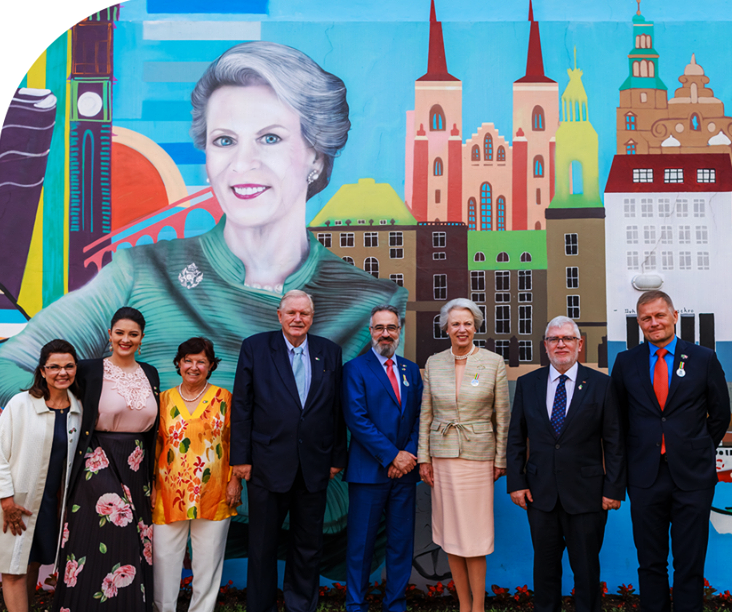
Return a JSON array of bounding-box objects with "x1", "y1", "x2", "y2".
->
[
  {"x1": 633, "y1": 61, "x2": 640, "y2": 77},
  {"x1": 433, "y1": 315, "x2": 448, "y2": 339},
  {"x1": 434, "y1": 157, "x2": 443, "y2": 176},
  {"x1": 664, "y1": 168, "x2": 684, "y2": 183},
  {"x1": 640, "y1": 60, "x2": 648, "y2": 77},
  {"x1": 432, "y1": 252, "x2": 446, "y2": 260},
  {"x1": 519, "y1": 305, "x2": 532, "y2": 335},
  {"x1": 496, "y1": 196, "x2": 506, "y2": 230},
  {"x1": 643, "y1": 225, "x2": 656, "y2": 245},
  {"x1": 566, "y1": 267, "x2": 579, "y2": 289},
  {"x1": 340, "y1": 232, "x2": 354, "y2": 247},
  {"x1": 693, "y1": 198, "x2": 706, "y2": 217},
  {"x1": 432, "y1": 232, "x2": 446, "y2": 247},
  {"x1": 430, "y1": 105, "x2": 445, "y2": 131},
  {"x1": 317, "y1": 233, "x2": 332, "y2": 248},
  {"x1": 520, "y1": 251, "x2": 532, "y2": 262},
  {"x1": 519, "y1": 341, "x2": 533, "y2": 362},
  {"x1": 467, "y1": 198, "x2": 477, "y2": 230},
  {"x1": 435, "y1": 189, "x2": 441, "y2": 204},
  {"x1": 364, "y1": 257, "x2": 379, "y2": 278},
  {"x1": 626, "y1": 141, "x2": 637, "y2": 154},
  {"x1": 658, "y1": 198, "x2": 671, "y2": 217},
  {"x1": 678, "y1": 226, "x2": 691, "y2": 244},
  {"x1": 389, "y1": 231, "x2": 403, "y2": 259},
  {"x1": 364, "y1": 232, "x2": 378, "y2": 247},
  {"x1": 536, "y1": 189, "x2": 541, "y2": 205},
  {"x1": 632, "y1": 168, "x2": 653, "y2": 183},
  {"x1": 624, "y1": 198, "x2": 636, "y2": 217},
  {"x1": 697, "y1": 168, "x2": 716, "y2": 183},
  {"x1": 661, "y1": 251, "x2": 674, "y2": 271},
  {"x1": 519, "y1": 292, "x2": 532, "y2": 303},
  {"x1": 626, "y1": 225, "x2": 639, "y2": 244},
  {"x1": 495, "y1": 292, "x2": 510, "y2": 303},
  {"x1": 696, "y1": 226, "x2": 708, "y2": 244},
  {"x1": 566, "y1": 295, "x2": 580, "y2": 320},
  {"x1": 496, "y1": 252, "x2": 509, "y2": 263},
  {"x1": 478, "y1": 306, "x2": 487, "y2": 334},
  {"x1": 660, "y1": 226, "x2": 672, "y2": 244},
  {"x1": 390, "y1": 273, "x2": 404, "y2": 287},
  {"x1": 495, "y1": 340, "x2": 510, "y2": 360},
  {"x1": 471, "y1": 270, "x2": 486, "y2": 291},
  {"x1": 679, "y1": 251, "x2": 692, "y2": 270},
  {"x1": 484, "y1": 133, "x2": 493, "y2": 161},
  {"x1": 570, "y1": 160, "x2": 583, "y2": 194},
  {"x1": 474, "y1": 251, "x2": 486, "y2": 262},
  {"x1": 641, "y1": 198, "x2": 653, "y2": 217},
  {"x1": 643, "y1": 251, "x2": 657, "y2": 270},
  {"x1": 472, "y1": 292, "x2": 486, "y2": 303},
  {"x1": 518, "y1": 270, "x2": 532, "y2": 291},
  {"x1": 690, "y1": 113, "x2": 701, "y2": 131},
  {"x1": 497, "y1": 146, "x2": 506, "y2": 162},
  {"x1": 697, "y1": 252, "x2": 710, "y2": 270},
  {"x1": 480, "y1": 182, "x2": 492, "y2": 231},
  {"x1": 627, "y1": 251, "x2": 639, "y2": 270},
  {"x1": 471, "y1": 145, "x2": 480, "y2": 161},
  {"x1": 495, "y1": 305, "x2": 510, "y2": 334},
  {"x1": 433, "y1": 274, "x2": 447, "y2": 300},
  {"x1": 564, "y1": 233, "x2": 578, "y2": 256},
  {"x1": 342, "y1": 256, "x2": 354, "y2": 265},
  {"x1": 533, "y1": 155, "x2": 544, "y2": 178},
  {"x1": 649, "y1": 61, "x2": 655, "y2": 77},
  {"x1": 532, "y1": 106, "x2": 545, "y2": 131},
  {"x1": 676, "y1": 199, "x2": 689, "y2": 217},
  {"x1": 495, "y1": 270, "x2": 510, "y2": 291}
]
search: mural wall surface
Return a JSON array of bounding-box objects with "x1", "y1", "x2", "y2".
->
[{"x1": 1, "y1": 0, "x2": 732, "y2": 593}]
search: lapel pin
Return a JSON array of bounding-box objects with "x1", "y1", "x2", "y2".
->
[
  {"x1": 315, "y1": 357, "x2": 320, "y2": 361},
  {"x1": 681, "y1": 354, "x2": 688, "y2": 360},
  {"x1": 578, "y1": 385, "x2": 583, "y2": 390},
  {"x1": 677, "y1": 362, "x2": 686, "y2": 377},
  {"x1": 471, "y1": 373, "x2": 480, "y2": 387},
  {"x1": 402, "y1": 373, "x2": 409, "y2": 386}
]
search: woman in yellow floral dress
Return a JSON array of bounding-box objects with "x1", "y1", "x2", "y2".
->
[{"x1": 152, "y1": 337, "x2": 242, "y2": 612}]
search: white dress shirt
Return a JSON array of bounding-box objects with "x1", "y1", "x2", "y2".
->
[{"x1": 545, "y1": 362, "x2": 579, "y2": 418}]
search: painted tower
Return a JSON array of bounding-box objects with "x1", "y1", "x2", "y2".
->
[
  {"x1": 68, "y1": 6, "x2": 119, "y2": 290},
  {"x1": 546, "y1": 53, "x2": 607, "y2": 365},
  {"x1": 408, "y1": 0, "x2": 462, "y2": 223},
  {"x1": 512, "y1": 0, "x2": 558, "y2": 231},
  {"x1": 616, "y1": 2, "x2": 668, "y2": 155}
]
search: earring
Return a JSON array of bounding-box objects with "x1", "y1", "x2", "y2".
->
[
  {"x1": 307, "y1": 170, "x2": 319, "y2": 185},
  {"x1": 138, "y1": 345, "x2": 142, "y2": 355},
  {"x1": 206, "y1": 177, "x2": 210, "y2": 184}
]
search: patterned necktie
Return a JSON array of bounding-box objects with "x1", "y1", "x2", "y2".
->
[
  {"x1": 292, "y1": 346, "x2": 307, "y2": 407},
  {"x1": 550, "y1": 374, "x2": 569, "y2": 437},
  {"x1": 386, "y1": 358, "x2": 401, "y2": 403},
  {"x1": 653, "y1": 348, "x2": 669, "y2": 454}
]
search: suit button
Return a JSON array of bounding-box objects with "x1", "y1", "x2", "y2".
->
[
  {"x1": 85, "y1": 431, "x2": 89, "y2": 435},
  {"x1": 555, "y1": 444, "x2": 560, "y2": 449},
  {"x1": 656, "y1": 442, "x2": 661, "y2": 447},
  {"x1": 661, "y1": 417, "x2": 666, "y2": 422},
  {"x1": 299, "y1": 439, "x2": 303, "y2": 444},
  {"x1": 78, "y1": 450, "x2": 82, "y2": 455}
]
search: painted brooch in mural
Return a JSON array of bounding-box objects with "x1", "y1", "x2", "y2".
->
[{"x1": 178, "y1": 263, "x2": 203, "y2": 289}]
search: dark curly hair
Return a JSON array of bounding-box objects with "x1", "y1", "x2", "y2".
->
[{"x1": 173, "y1": 337, "x2": 221, "y2": 379}]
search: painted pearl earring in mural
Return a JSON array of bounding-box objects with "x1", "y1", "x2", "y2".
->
[
  {"x1": 206, "y1": 177, "x2": 210, "y2": 184},
  {"x1": 307, "y1": 171, "x2": 319, "y2": 185}
]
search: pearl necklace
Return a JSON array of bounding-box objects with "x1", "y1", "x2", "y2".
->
[
  {"x1": 178, "y1": 383, "x2": 209, "y2": 403},
  {"x1": 450, "y1": 345, "x2": 475, "y2": 360}
]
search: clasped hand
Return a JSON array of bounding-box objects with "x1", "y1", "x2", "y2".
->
[{"x1": 388, "y1": 451, "x2": 417, "y2": 479}]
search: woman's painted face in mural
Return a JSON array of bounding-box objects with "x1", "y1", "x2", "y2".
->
[{"x1": 205, "y1": 84, "x2": 323, "y2": 229}]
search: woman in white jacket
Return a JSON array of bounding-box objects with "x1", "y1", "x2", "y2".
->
[{"x1": 0, "y1": 339, "x2": 82, "y2": 612}]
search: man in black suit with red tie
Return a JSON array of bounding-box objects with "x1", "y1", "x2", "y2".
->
[
  {"x1": 611, "y1": 290, "x2": 730, "y2": 612},
  {"x1": 507, "y1": 315, "x2": 625, "y2": 612},
  {"x1": 230, "y1": 289, "x2": 347, "y2": 612}
]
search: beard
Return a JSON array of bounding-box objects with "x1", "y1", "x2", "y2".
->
[{"x1": 372, "y1": 335, "x2": 400, "y2": 358}]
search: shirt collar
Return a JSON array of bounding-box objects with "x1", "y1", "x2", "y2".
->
[
  {"x1": 283, "y1": 333, "x2": 309, "y2": 354},
  {"x1": 549, "y1": 361, "x2": 579, "y2": 383},
  {"x1": 372, "y1": 347, "x2": 397, "y2": 368},
  {"x1": 650, "y1": 336, "x2": 677, "y2": 357}
]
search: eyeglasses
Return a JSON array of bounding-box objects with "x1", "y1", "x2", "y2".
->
[
  {"x1": 370, "y1": 325, "x2": 400, "y2": 334},
  {"x1": 44, "y1": 364, "x2": 77, "y2": 373},
  {"x1": 545, "y1": 336, "x2": 579, "y2": 345}
]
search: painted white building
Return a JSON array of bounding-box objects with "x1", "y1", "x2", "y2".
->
[{"x1": 604, "y1": 153, "x2": 732, "y2": 371}]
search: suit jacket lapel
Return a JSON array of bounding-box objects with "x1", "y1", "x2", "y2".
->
[
  {"x1": 636, "y1": 342, "x2": 662, "y2": 413},
  {"x1": 303, "y1": 336, "x2": 323, "y2": 412},
  {"x1": 365, "y1": 350, "x2": 401, "y2": 409},
  {"x1": 270, "y1": 333, "x2": 302, "y2": 407},
  {"x1": 664, "y1": 339, "x2": 684, "y2": 412},
  {"x1": 396, "y1": 357, "x2": 408, "y2": 412},
  {"x1": 534, "y1": 366, "x2": 553, "y2": 435},
  {"x1": 560, "y1": 364, "x2": 589, "y2": 437}
]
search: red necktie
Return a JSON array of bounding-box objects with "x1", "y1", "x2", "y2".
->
[
  {"x1": 386, "y1": 358, "x2": 401, "y2": 403},
  {"x1": 653, "y1": 348, "x2": 668, "y2": 455}
]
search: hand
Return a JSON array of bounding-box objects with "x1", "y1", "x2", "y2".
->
[
  {"x1": 226, "y1": 478, "x2": 243, "y2": 507},
  {"x1": 493, "y1": 467, "x2": 506, "y2": 482},
  {"x1": 232, "y1": 464, "x2": 252, "y2": 482},
  {"x1": 1, "y1": 496, "x2": 32, "y2": 536},
  {"x1": 329, "y1": 467, "x2": 343, "y2": 479},
  {"x1": 392, "y1": 451, "x2": 417, "y2": 474},
  {"x1": 387, "y1": 464, "x2": 404, "y2": 479},
  {"x1": 509, "y1": 489, "x2": 533, "y2": 510},
  {"x1": 602, "y1": 497, "x2": 621, "y2": 511},
  {"x1": 419, "y1": 463, "x2": 434, "y2": 487}
]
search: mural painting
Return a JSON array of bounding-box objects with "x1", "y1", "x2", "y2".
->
[{"x1": 1, "y1": 0, "x2": 732, "y2": 594}]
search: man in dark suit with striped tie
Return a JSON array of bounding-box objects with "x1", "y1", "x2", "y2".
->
[
  {"x1": 611, "y1": 291, "x2": 730, "y2": 612},
  {"x1": 507, "y1": 315, "x2": 625, "y2": 612}
]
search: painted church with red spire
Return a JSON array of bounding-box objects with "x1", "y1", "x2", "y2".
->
[{"x1": 405, "y1": 0, "x2": 558, "y2": 231}]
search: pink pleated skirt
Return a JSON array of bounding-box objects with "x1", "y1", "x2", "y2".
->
[{"x1": 431, "y1": 457, "x2": 495, "y2": 557}]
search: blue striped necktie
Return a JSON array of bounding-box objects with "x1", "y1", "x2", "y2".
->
[
  {"x1": 293, "y1": 346, "x2": 307, "y2": 407},
  {"x1": 550, "y1": 374, "x2": 569, "y2": 437}
]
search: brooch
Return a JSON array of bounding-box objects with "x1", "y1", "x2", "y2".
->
[
  {"x1": 471, "y1": 374, "x2": 480, "y2": 387},
  {"x1": 677, "y1": 362, "x2": 686, "y2": 378},
  {"x1": 402, "y1": 374, "x2": 410, "y2": 387},
  {"x1": 178, "y1": 263, "x2": 203, "y2": 289}
]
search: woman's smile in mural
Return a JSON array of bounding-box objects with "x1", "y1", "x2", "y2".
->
[{"x1": 205, "y1": 84, "x2": 322, "y2": 231}]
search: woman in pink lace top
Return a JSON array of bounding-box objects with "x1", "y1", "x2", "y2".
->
[{"x1": 53, "y1": 307, "x2": 160, "y2": 612}]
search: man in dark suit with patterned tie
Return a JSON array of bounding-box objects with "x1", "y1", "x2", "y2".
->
[
  {"x1": 230, "y1": 290, "x2": 347, "y2": 612},
  {"x1": 341, "y1": 305, "x2": 423, "y2": 612},
  {"x1": 507, "y1": 315, "x2": 625, "y2": 612},
  {"x1": 611, "y1": 290, "x2": 730, "y2": 612}
]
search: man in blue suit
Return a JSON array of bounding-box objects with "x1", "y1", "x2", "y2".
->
[
  {"x1": 230, "y1": 290, "x2": 347, "y2": 612},
  {"x1": 342, "y1": 305, "x2": 423, "y2": 612},
  {"x1": 611, "y1": 290, "x2": 730, "y2": 612}
]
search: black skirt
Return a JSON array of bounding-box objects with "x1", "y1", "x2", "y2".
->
[{"x1": 52, "y1": 431, "x2": 154, "y2": 611}]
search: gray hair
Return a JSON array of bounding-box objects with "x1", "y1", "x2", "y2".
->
[
  {"x1": 544, "y1": 316, "x2": 580, "y2": 338},
  {"x1": 370, "y1": 304, "x2": 404, "y2": 327},
  {"x1": 190, "y1": 41, "x2": 351, "y2": 199},
  {"x1": 439, "y1": 298, "x2": 483, "y2": 331},
  {"x1": 279, "y1": 289, "x2": 315, "y2": 312}
]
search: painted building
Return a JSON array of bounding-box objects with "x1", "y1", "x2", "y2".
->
[
  {"x1": 604, "y1": 153, "x2": 732, "y2": 370},
  {"x1": 468, "y1": 230, "x2": 547, "y2": 366},
  {"x1": 616, "y1": 7, "x2": 732, "y2": 156},
  {"x1": 546, "y1": 53, "x2": 607, "y2": 365}
]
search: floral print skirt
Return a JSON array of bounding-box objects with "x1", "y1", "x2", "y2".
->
[{"x1": 53, "y1": 431, "x2": 154, "y2": 612}]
